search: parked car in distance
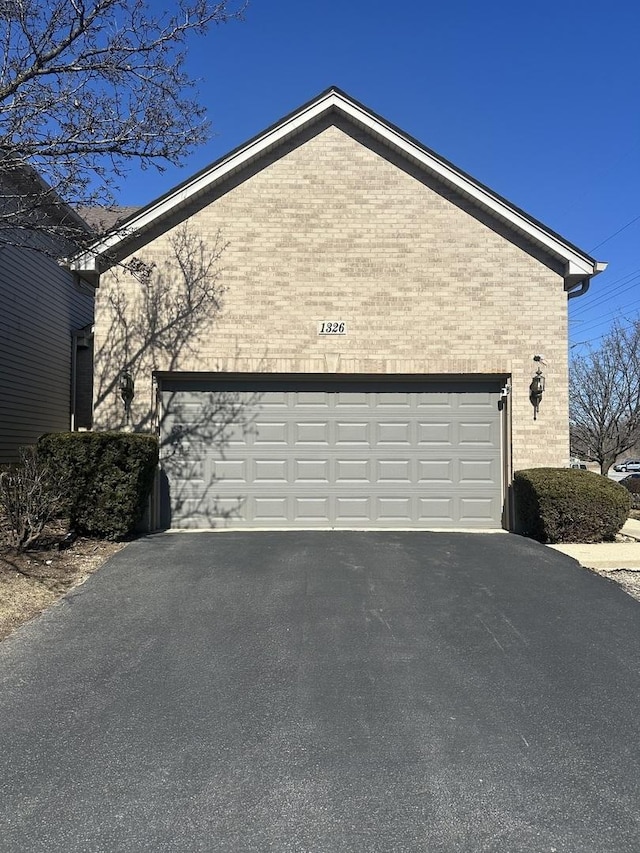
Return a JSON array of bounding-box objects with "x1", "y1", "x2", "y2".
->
[
  {"x1": 614, "y1": 459, "x2": 640, "y2": 472},
  {"x1": 619, "y1": 473, "x2": 640, "y2": 487},
  {"x1": 569, "y1": 459, "x2": 587, "y2": 469}
]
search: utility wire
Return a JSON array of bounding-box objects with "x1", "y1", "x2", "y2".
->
[
  {"x1": 570, "y1": 334, "x2": 606, "y2": 350},
  {"x1": 589, "y1": 213, "x2": 640, "y2": 252},
  {"x1": 570, "y1": 270, "x2": 640, "y2": 318},
  {"x1": 570, "y1": 313, "x2": 640, "y2": 349},
  {"x1": 571, "y1": 305, "x2": 640, "y2": 338},
  {"x1": 570, "y1": 294, "x2": 640, "y2": 334}
]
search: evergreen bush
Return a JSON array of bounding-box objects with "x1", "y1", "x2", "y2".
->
[
  {"x1": 38, "y1": 432, "x2": 158, "y2": 539},
  {"x1": 619, "y1": 477, "x2": 640, "y2": 510},
  {"x1": 513, "y1": 468, "x2": 630, "y2": 544}
]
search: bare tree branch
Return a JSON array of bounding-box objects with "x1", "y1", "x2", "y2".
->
[
  {"x1": 94, "y1": 224, "x2": 227, "y2": 427},
  {"x1": 93, "y1": 226, "x2": 259, "y2": 528},
  {"x1": 570, "y1": 320, "x2": 640, "y2": 474},
  {"x1": 0, "y1": 0, "x2": 245, "y2": 247}
]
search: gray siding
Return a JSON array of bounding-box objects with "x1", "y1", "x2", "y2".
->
[{"x1": 0, "y1": 245, "x2": 94, "y2": 464}]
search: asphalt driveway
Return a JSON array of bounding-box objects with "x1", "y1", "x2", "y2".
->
[{"x1": 1, "y1": 532, "x2": 639, "y2": 852}]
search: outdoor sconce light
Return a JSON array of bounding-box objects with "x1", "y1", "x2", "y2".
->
[
  {"x1": 119, "y1": 369, "x2": 135, "y2": 425},
  {"x1": 529, "y1": 355, "x2": 546, "y2": 421}
]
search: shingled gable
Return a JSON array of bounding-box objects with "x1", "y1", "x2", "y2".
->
[{"x1": 68, "y1": 86, "x2": 606, "y2": 288}]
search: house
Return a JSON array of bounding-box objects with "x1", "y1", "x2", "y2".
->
[
  {"x1": 0, "y1": 168, "x2": 96, "y2": 465},
  {"x1": 71, "y1": 88, "x2": 605, "y2": 530}
]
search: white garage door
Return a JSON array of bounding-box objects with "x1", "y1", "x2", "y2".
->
[{"x1": 159, "y1": 378, "x2": 503, "y2": 529}]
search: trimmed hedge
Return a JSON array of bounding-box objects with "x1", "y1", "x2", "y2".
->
[
  {"x1": 513, "y1": 468, "x2": 630, "y2": 544},
  {"x1": 38, "y1": 432, "x2": 159, "y2": 539},
  {"x1": 620, "y1": 477, "x2": 640, "y2": 510}
]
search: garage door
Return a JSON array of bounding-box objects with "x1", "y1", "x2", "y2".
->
[{"x1": 159, "y1": 378, "x2": 503, "y2": 529}]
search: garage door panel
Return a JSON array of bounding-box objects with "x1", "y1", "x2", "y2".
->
[
  {"x1": 294, "y1": 497, "x2": 330, "y2": 521},
  {"x1": 459, "y1": 497, "x2": 500, "y2": 523},
  {"x1": 377, "y1": 459, "x2": 412, "y2": 482},
  {"x1": 458, "y1": 421, "x2": 498, "y2": 445},
  {"x1": 376, "y1": 496, "x2": 413, "y2": 521},
  {"x1": 375, "y1": 392, "x2": 412, "y2": 407},
  {"x1": 253, "y1": 459, "x2": 288, "y2": 483},
  {"x1": 418, "y1": 422, "x2": 453, "y2": 445},
  {"x1": 295, "y1": 459, "x2": 330, "y2": 483},
  {"x1": 418, "y1": 459, "x2": 453, "y2": 483},
  {"x1": 336, "y1": 458, "x2": 371, "y2": 483},
  {"x1": 416, "y1": 392, "x2": 453, "y2": 409},
  {"x1": 295, "y1": 422, "x2": 331, "y2": 444},
  {"x1": 295, "y1": 391, "x2": 329, "y2": 407},
  {"x1": 459, "y1": 458, "x2": 500, "y2": 483},
  {"x1": 335, "y1": 422, "x2": 370, "y2": 445},
  {"x1": 258, "y1": 392, "x2": 288, "y2": 408},
  {"x1": 173, "y1": 496, "x2": 245, "y2": 528},
  {"x1": 458, "y1": 392, "x2": 496, "y2": 409},
  {"x1": 253, "y1": 421, "x2": 288, "y2": 444},
  {"x1": 213, "y1": 459, "x2": 247, "y2": 483},
  {"x1": 161, "y1": 379, "x2": 502, "y2": 529},
  {"x1": 225, "y1": 429, "x2": 251, "y2": 447},
  {"x1": 418, "y1": 497, "x2": 454, "y2": 522},
  {"x1": 335, "y1": 392, "x2": 370, "y2": 407},
  {"x1": 253, "y1": 496, "x2": 289, "y2": 521},
  {"x1": 335, "y1": 497, "x2": 371, "y2": 521},
  {"x1": 376, "y1": 421, "x2": 411, "y2": 444}
]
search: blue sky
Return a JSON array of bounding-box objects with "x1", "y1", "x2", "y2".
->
[{"x1": 122, "y1": 0, "x2": 640, "y2": 353}]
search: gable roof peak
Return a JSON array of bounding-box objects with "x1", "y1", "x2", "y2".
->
[{"x1": 68, "y1": 87, "x2": 605, "y2": 290}]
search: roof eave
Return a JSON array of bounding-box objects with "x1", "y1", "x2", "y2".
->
[{"x1": 68, "y1": 87, "x2": 604, "y2": 282}]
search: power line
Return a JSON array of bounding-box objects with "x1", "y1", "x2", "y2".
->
[
  {"x1": 570, "y1": 268, "x2": 640, "y2": 318},
  {"x1": 570, "y1": 334, "x2": 606, "y2": 350},
  {"x1": 570, "y1": 297, "x2": 640, "y2": 336},
  {"x1": 570, "y1": 313, "x2": 640, "y2": 350},
  {"x1": 589, "y1": 213, "x2": 640, "y2": 252},
  {"x1": 570, "y1": 277, "x2": 640, "y2": 322}
]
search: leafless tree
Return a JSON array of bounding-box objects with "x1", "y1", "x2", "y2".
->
[
  {"x1": 0, "y1": 447, "x2": 69, "y2": 551},
  {"x1": 93, "y1": 225, "x2": 259, "y2": 527},
  {"x1": 570, "y1": 320, "x2": 640, "y2": 475},
  {"x1": 94, "y1": 225, "x2": 228, "y2": 427},
  {"x1": 0, "y1": 0, "x2": 245, "y2": 246}
]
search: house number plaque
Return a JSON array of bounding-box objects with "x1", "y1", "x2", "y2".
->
[{"x1": 318, "y1": 321, "x2": 347, "y2": 335}]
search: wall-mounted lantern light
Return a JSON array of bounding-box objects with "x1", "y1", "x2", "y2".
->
[
  {"x1": 119, "y1": 369, "x2": 135, "y2": 425},
  {"x1": 529, "y1": 355, "x2": 546, "y2": 420}
]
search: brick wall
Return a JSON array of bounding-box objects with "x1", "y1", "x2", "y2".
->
[{"x1": 94, "y1": 120, "x2": 569, "y2": 472}]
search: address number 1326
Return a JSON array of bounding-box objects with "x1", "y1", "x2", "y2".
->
[{"x1": 318, "y1": 321, "x2": 346, "y2": 335}]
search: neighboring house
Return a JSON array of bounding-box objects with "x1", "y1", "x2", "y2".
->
[
  {"x1": 71, "y1": 88, "x2": 605, "y2": 531},
  {"x1": 0, "y1": 169, "x2": 96, "y2": 465}
]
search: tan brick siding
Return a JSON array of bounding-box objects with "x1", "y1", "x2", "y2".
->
[{"x1": 94, "y1": 122, "x2": 569, "y2": 472}]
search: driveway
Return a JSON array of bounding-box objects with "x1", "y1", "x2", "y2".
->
[{"x1": 1, "y1": 532, "x2": 639, "y2": 852}]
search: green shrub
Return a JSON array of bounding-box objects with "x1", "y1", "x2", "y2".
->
[
  {"x1": 513, "y1": 468, "x2": 630, "y2": 544},
  {"x1": 619, "y1": 477, "x2": 640, "y2": 510},
  {"x1": 37, "y1": 432, "x2": 158, "y2": 539}
]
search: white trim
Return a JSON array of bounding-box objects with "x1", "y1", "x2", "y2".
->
[
  {"x1": 163, "y1": 527, "x2": 508, "y2": 534},
  {"x1": 69, "y1": 89, "x2": 602, "y2": 281}
]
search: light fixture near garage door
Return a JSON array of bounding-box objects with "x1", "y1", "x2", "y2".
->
[
  {"x1": 119, "y1": 369, "x2": 135, "y2": 425},
  {"x1": 530, "y1": 355, "x2": 546, "y2": 420}
]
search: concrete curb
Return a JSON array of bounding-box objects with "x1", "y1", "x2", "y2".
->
[{"x1": 549, "y1": 519, "x2": 640, "y2": 570}]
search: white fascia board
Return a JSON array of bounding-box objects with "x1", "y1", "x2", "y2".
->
[
  {"x1": 334, "y1": 96, "x2": 598, "y2": 277},
  {"x1": 566, "y1": 258, "x2": 601, "y2": 278},
  {"x1": 71, "y1": 92, "x2": 341, "y2": 270},
  {"x1": 71, "y1": 89, "x2": 599, "y2": 279},
  {"x1": 69, "y1": 250, "x2": 99, "y2": 272}
]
